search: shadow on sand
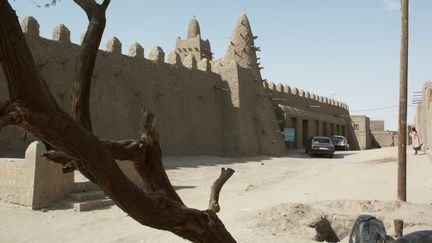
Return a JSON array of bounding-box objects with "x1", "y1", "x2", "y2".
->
[{"x1": 163, "y1": 155, "x2": 272, "y2": 170}]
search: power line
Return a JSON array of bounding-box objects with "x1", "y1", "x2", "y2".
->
[
  {"x1": 350, "y1": 105, "x2": 398, "y2": 112},
  {"x1": 350, "y1": 105, "x2": 415, "y2": 112}
]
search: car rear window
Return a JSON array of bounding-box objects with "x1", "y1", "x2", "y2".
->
[
  {"x1": 331, "y1": 137, "x2": 344, "y2": 142},
  {"x1": 313, "y1": 138, "x2": 331, "y2": 144}
]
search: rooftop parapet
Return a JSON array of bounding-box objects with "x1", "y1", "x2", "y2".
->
[
  {"x1": 297, "y1": 88, "x2": 304, "y2": 97},
  {"x1": 276, "y1": 83, "x2": 284, "y2": 92},
  {"x1": 106, "y1": 37, "x2": 122, "y2": 55},
  {"x1": 198, "y1": 58, "x2": 210, "y2": 72},
  {"x1": 52, "y1": 24, "x2": 70, "y2": 43},
  {"x1": 269, "y1": 82, "x2": 277, "y2": 91},
  {"x1": 263, "y1": 81, "x2": 269, "y2": 89},
  {"x1": 128, "y1": 42, "x2": 144, "y2": 58},
  {"x1": 304, "y1": 91, "x2": 310, "y2": 99},
  {"x1": 283, "y1": 84, "x2": 290, "y2": 94},
  {"x1": 148, "y1": 46, "x2": 165, "y2": 64},
  {"x1": 291, "y1": 87, "x2": 298, "y2": 95},
  {"x1": 183, "y1": 54, "x2": 197, "y2": 69},
  {"x1": 210, "y1": 59, "x2": 224, "y2": 74},
  {"x1": 167, "y1": 51, "x2": 181, "y2": 65},
  {"x1": 21, "y1": 16, "x2": 39, "y2": 37}
]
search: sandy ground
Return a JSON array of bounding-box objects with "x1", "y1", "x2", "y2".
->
[{"x1": 1, "y1": 146, "x2": 432, "y2": 242}]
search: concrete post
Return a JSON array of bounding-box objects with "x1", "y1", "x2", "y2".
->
[{"x1": 29, "y1": 141, "x2": 74, "y2": 209}]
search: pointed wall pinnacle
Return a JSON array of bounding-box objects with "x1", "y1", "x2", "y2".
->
[
  {"x1": 52, "y1": 24, "x2": 70, "y2": 43},
  {"x1": 187, "y1": 17, "x2": 201, "y2": 38},
  {"x1": 21, "y1": 16, "x2": 40, "y2": 37},
  {"x1": 224, "y1": 14, "x2": 262, "y2": 81}
]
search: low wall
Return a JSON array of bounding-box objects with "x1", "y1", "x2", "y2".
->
[
  {"x1": 372, "y1": 131, "x2": 395, "y2": 147},
  {"x1": 0, "y1": 141, "x2": 74, "y2": 209},
  {"x1": 0, "y1": 157, "x2": 33, "y2": 206}
]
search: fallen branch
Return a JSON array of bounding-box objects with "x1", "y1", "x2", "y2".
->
[{"x1": 208, "y1": 167, "x2": 235, "y2": 213}]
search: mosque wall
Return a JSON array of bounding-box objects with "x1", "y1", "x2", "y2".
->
[{"x1": 0, "y1": 14, "x2": 356, "y2": 158}]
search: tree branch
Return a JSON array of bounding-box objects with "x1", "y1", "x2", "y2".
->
[
  {"x1": 42, "y1": 150, "x2": 77, "y2": 173},
  {"x1": 71, "y1": 0, "x2": 111, "y2": 131},
  {"x1": 0, "y1": 1, "x2": 236, "y2": 241},
  {"x1": 100, "y1": 0, "x2": 111, "y2": 10},
  {"x1": 42, "y1": 133, "x2": 184, "y2": 204},
  {"x1": 0, "y1": 101, "x2": 26, "y2": 130},
  {"x1": 208, "y1": 168, "x2": 235, "y2": 213},
  {"x1": 72, "y1": 0, "x2": 97, "y2": 19}
]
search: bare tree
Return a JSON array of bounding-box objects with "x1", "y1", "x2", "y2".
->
[{"x1": 0, "y1": 0, "x2": 236, "y2": 242}]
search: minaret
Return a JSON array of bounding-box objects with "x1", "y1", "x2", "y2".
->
[
  {"x1": 175, "y1": 17, "x2": 212, "y2": 63},
  {"x1": 187, "y1": 17, "x2": 200, "y2": 38},
  {"x1": 225, "y1": 14, "x2": 262, "y2": 80}
]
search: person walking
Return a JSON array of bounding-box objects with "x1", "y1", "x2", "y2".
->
[{"x1": 409, "y1": 128, "x2": 421, "y2": 155}]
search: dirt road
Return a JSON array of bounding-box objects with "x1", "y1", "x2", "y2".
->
[{"x1": 1, "y1": 147, "x2": 431, "y2": 242}]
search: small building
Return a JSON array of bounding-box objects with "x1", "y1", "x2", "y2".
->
[
  {"x1": 351, "y1": 117, "x2": 397, "y2": 149},
  {"x1": 370, "y1": 120, "x2": 396, "y2": 147},
  {"x1": 351, "y1": 115, "x2": 372, "y2": 150}
]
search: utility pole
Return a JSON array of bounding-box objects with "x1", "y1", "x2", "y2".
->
[{"x1": 397, "y1": 0, "x2": 409, "y2": 202}]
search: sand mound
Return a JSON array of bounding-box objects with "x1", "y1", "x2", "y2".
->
[{"x1": 241, "y1": 200, "x2": 432, "y2": 242}]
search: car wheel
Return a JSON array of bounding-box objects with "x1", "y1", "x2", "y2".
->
[{"x1": 329, "y1": 154, "x2": 334, "y2": 158}]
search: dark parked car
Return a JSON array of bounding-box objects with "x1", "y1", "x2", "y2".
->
[
  {"x1": 331, "y1": 135, "x2": 349, "y2": 151},
  {"x1": 305, "y1": 136, "x2": 335, "y2": 157}
]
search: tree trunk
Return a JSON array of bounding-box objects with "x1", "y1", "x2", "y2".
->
[
  {"x1": 71, "y1": 0, "x2": 111, "y2": 132},
  {"x1": 0, "y1": 1, "x2": 235, "y2": 242}
]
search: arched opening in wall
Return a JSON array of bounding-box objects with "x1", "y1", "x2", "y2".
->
[
  {"x1": 302, "y1": 119, "x2": 309, "y2": 147},
  {"x1": 274, "y1": 106, "x2": 285, "y2": 132},
  {"x1": 294, "y1": 118, "x2": 303, "y2": 149},
  {"x1": 322, "y1": 122, "x2": 328, "y2": 136},
  {"x1": 285, "y1": 117, "x2": 296, "y2": 150},
  {"x1": 342, "y1": 125, "x2": 346, "y2": 136},
  {"x1": 336, "y1": 124, "x2": 341, "y2": 135},
  {"x1": 330, "y1": 123, "x2": 335, "y2": 137},
  {"x1": 315, "y1": 120, "x2": 320, "y2": 136}
]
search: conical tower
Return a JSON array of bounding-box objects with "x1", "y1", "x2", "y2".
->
[
  {"x1": 187, "y1": 17, "x2": 200, "y2": 38},
  {"x1": 225, "y1": 14, "x2": 262, "y2": 80}
]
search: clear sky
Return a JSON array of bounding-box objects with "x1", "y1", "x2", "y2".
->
[{"x1": 9, "y1": 0, "x2": 431, "y2": 131}]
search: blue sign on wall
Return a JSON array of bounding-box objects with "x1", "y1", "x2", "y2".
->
[{"x1": 284, "y1": 128, "x2": 295, "y2": 142}]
